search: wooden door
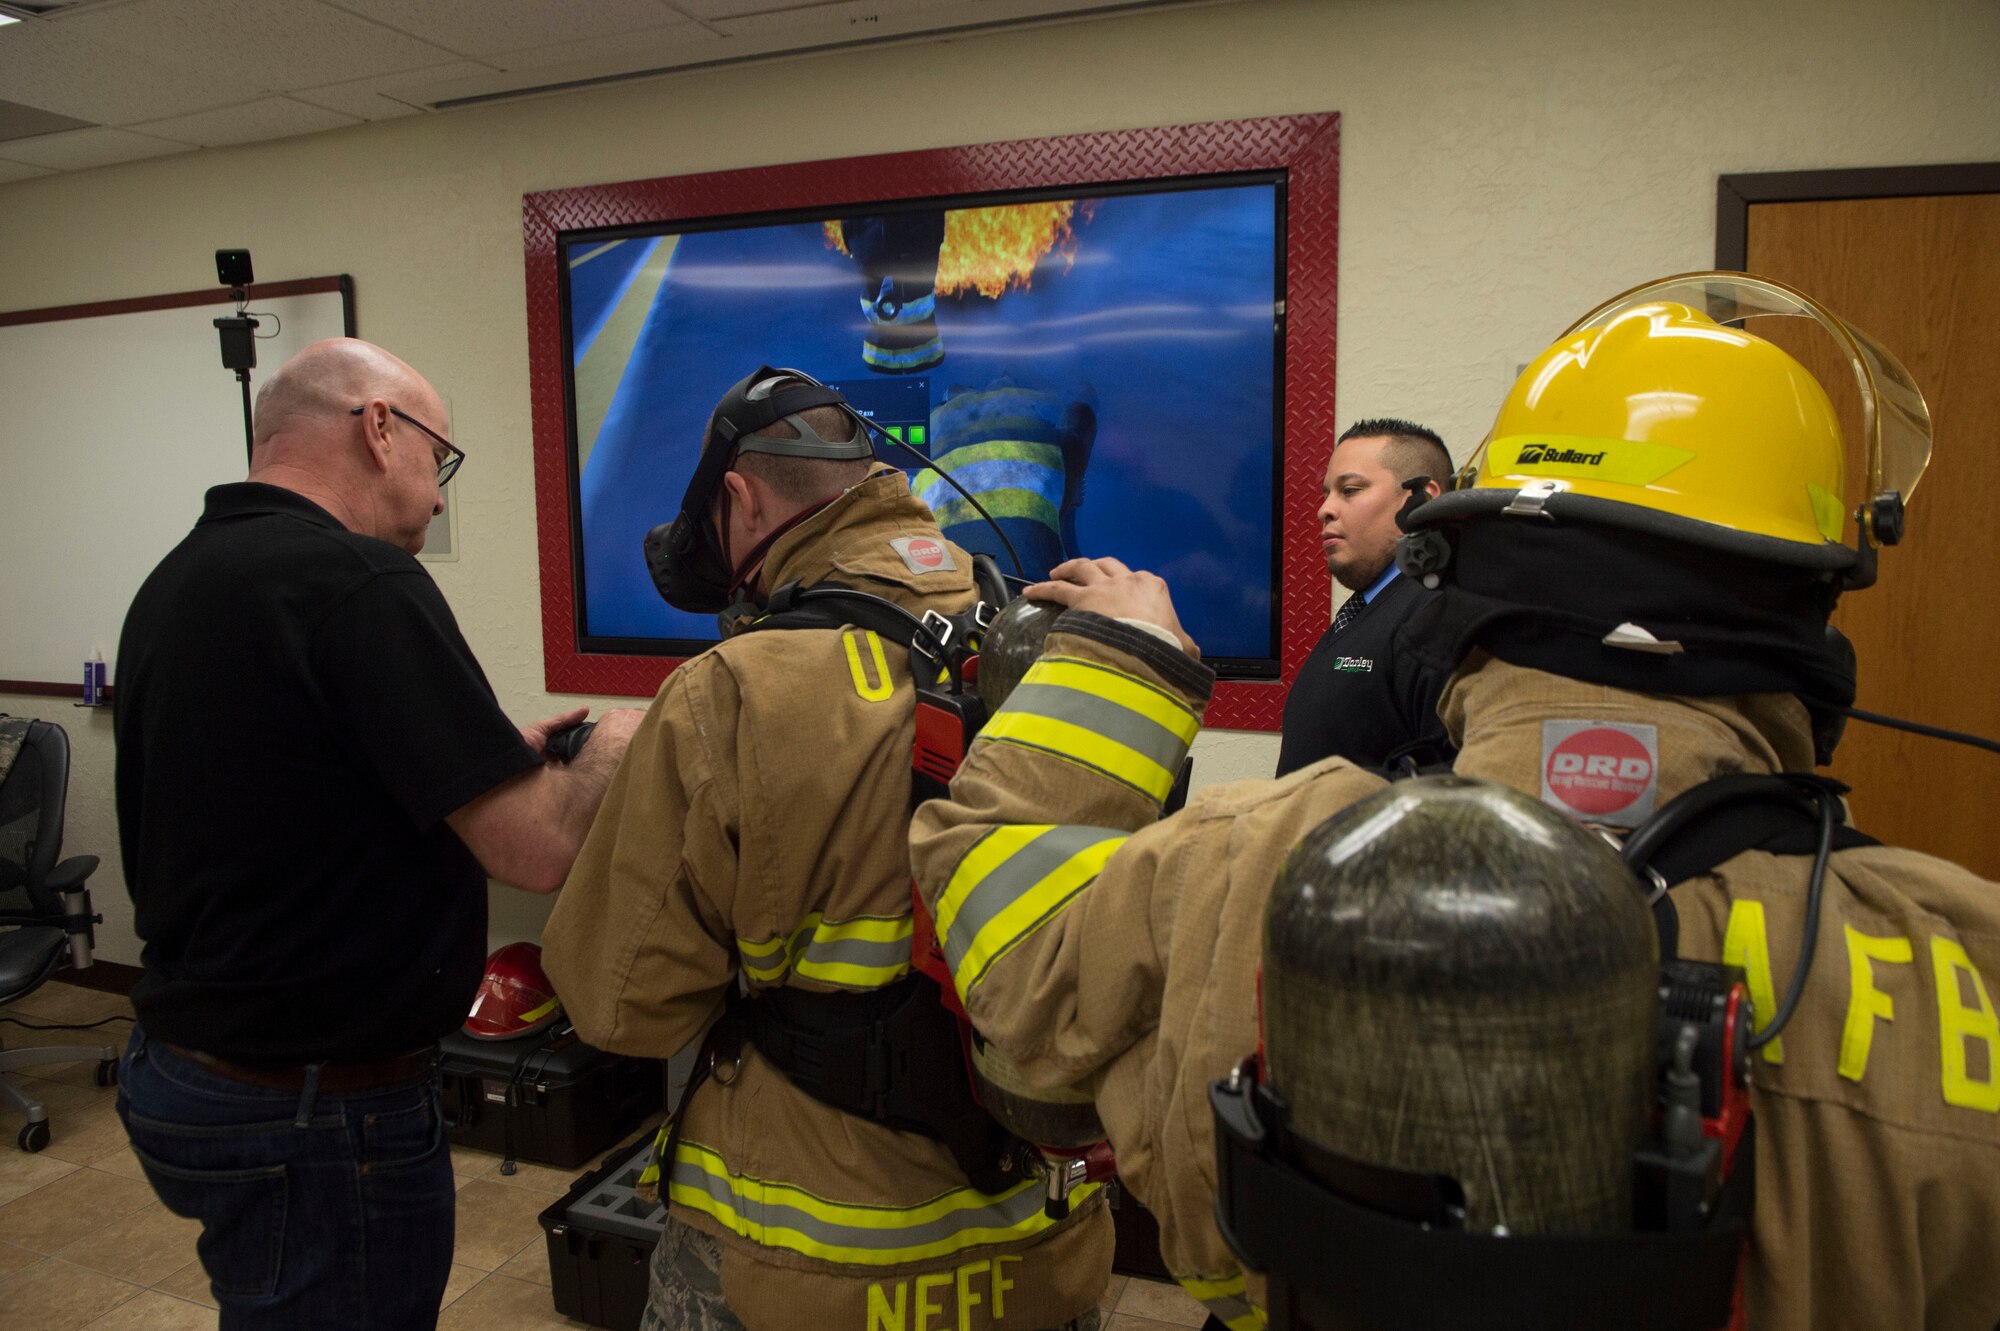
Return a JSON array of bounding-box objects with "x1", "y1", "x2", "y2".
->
[{"x1": 1745, "y1": 193, "x2": 2000, "y2": 876}]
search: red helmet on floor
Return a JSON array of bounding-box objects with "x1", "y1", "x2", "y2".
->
[{"x1": 464, "y1": 943, "x2": 564, "y2": 1040}]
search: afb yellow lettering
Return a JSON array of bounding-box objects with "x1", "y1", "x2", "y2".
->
[
  {"x1": 1722, "y1": 900, "x2": 1785, "y2": 1065},
  {"x1": 915, "y1": 1272, "x2": 951, "y2": 1331},
  {"x1": 1839, "y1": 926, "x2": 1913, "y2": 1082},
  {"x1": 955, "y1": 1259, "x2": 989, "y2": 1331},
  {"x1": 991, "y1": 1256, "x2": 1017, "y2": 1319},
  {"x1": 867, "y1": 1280, "x2": 908, "y2": 1331},
  {"x1": 844, "y1": 630, "x2": 896, "y2": 703},
  {"x1": 1931, "y1": 937, "x2": 2000, "y2": 1113}
]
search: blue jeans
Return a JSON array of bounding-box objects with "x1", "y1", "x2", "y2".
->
[{"x1": 116, "y1": 1025, "x2": 455, "y2": 1331}]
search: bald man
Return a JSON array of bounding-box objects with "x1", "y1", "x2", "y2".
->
[{"x1": 111, "y1": 338, "x2": 640, "y2": 1330}]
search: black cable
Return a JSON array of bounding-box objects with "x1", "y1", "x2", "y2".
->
[
  {"x1": 1836, "y1": 704, "x2": 2000, "y2": 756},
  {"x1": 868, "y1": 423, "x2": 1028, "y2": 580},
  {"x1": 1747, "y1": 784, "x2": 1835, "y2": 1050},
  {"x1": 1, "y1": 1013, "x2": 133, "y2": 1032}
]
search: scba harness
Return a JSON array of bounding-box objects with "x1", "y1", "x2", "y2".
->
[{"x1": 638, "y1": 559, "x2": 1127, "y2": 1213}]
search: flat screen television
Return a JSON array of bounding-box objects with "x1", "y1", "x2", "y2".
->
[
  {"x1": 525, "y1": 115, "x2": 1341, "y2": 730},
  {"x1": 557, "y1": 176, "x2": 1285, "y2": 676}
]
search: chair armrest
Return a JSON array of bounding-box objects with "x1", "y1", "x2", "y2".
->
[{"x1": 46, "y1": 855, "x2": 99, "y2": 894}]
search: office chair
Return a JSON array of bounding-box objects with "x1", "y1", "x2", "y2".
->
[{"x1": 0, "y1": 717, "x2": 117, "y2": 1153}]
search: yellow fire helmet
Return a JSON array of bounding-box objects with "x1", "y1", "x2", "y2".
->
[{"x1": 1402, "y1": 273, "x2": 1932, "y2": 587}]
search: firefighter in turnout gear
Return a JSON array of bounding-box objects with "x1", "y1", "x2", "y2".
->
[
  {"x1": 544, "y1": 368, "x2": 1109, "y2": 1331},
  {"x1": 910, "y1": 276, "x2": 2000, "y2": 1331}
]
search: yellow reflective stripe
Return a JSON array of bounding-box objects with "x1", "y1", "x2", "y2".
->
[
  {"x1": 1020, "y1": 658, "x2": 1200, "y2": 744},
  {"x1": 844, "y1": 630, "x2": 896, "y2": 703},
  {"x1": 668, "y1": 1139, "x2": 1100, "y2": 1266},
  {"x1": 740, "y1": 914, "x2": 914, "y2": 990},
  {"x1": 795, "y1": 912, "x2": 913, "y2": 986},
  {"x1": 516, "y1": 996, "x2": 560, "y2": 1025},
  {"x1": 940, "y1": 827, "x2": 1127, "y2": 997},
  {"x1": 810, "y1": 915, "x2": 912, "y2": 945},
  {"x1": 980, "y1": 709, "x2": 1179, "y2": 802},
  {"x1": 1180, "y1": 1272, "x2": 1265, "y2": 1330},
  {"x1": 980, "y1": 657, "x2": 1198, "y2": 803}
]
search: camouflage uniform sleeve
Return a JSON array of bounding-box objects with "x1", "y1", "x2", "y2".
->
[
  {"x1": 543, "y1": 658, "x2": 740, "y2": 1059},
  {"x1": 911, "y1": 609, "x2": 1214, "y2": 1079}
]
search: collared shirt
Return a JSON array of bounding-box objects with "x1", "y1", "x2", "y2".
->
[{"x1": 1358, "y1": 560, "x2": 1400, "y2": 605}]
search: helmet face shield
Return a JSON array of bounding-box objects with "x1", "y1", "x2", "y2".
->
[
  {"x1": 1423, "y1": 272, "x2": 1933, "y2": 577},
  {"x1": 1561, "y1": 274, "x2": 1931, "y2": 512}
]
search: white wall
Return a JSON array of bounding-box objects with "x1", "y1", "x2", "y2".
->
[{"x1": 4, "y1": 0, "x2": 1996, "y2": 963}]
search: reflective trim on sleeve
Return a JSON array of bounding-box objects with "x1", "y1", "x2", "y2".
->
[
  {"x1": 794, "y1": 912, "x2": 913, "y2": 988},
  {"x1": 862, "y1": 336, "x2": 944, "y2": 372},
  {"x1": 1180, "y1": 1273, "x2": 1266, "y2": 1330},
  {"x1": 668, "y1": 1138, "x2": 1100, "y2": 1266},
  {"x1": 919, "y1": 487, "x2": 1061, "y2": 533},
  {"x1": 737, "y1": 912, "x2": 913, "y2": 990},
  {"x1": 977, "y1": 657, "x2": 1198, "y2": 802},
  {"x1": 933, "y1": 824, "x2": 1128, "y2": 999}
]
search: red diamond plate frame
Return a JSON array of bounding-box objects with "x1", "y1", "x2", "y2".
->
[{"x1": 525, "y1": 113, "x2": 1339, "y2": 730}]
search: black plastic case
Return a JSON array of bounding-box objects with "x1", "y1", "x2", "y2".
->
[
  {"x1": 438, "y1": 1027, "x2": 661, "y2": 1169},
  {"x1": 540, "y1": 1135, "x2": 663, "y2": 1331}
]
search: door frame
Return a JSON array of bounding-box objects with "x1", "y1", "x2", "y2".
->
[{"x1": 1716, "y1": 162, "x2": 2000, "y2": 268}]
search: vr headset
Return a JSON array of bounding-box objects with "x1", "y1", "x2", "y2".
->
[{"x1": 642, "y1": 366, "x2": 878, "y2": 615}]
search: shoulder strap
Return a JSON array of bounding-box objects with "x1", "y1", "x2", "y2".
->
[
  {"x1": 1621, "y1": 774, "x2": 1877, "y2": 962},
  {"x1": 1623, "y1": 774, "x2": 1878, "y2": 891}
]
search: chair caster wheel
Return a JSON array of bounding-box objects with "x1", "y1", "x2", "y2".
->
[
  {"x1": 96, "y1": 1059, "x2": 118, "y2": 1088},
  {"x1": 18, "y1": 1121, "x2": 49, "y2": 1152}
]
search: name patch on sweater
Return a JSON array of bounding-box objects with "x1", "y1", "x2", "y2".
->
[
  {"x1": 1332, "y1": 656, "x2": 1374, "y2": 673},
  {"x1": 1540, "y1": 720, "x2": 1658, "y2": 828},
  {"x1": 890, "y1": 536, "x2": 956, "y2": 575}
]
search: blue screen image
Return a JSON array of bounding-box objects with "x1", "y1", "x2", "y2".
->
[{"x1": 565, "y1": 180, "x2": 1280, "y2": 665}]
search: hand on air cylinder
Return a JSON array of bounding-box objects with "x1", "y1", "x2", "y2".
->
[{"x1": 1028, "y1": 557, "x2": 1200, "y2": 660}]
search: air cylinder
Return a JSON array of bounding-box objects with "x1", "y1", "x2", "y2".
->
[{"x1": 1261, "y1": 776, "x2": 1658, "y2": 1235}]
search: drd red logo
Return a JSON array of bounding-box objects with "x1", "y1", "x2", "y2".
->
[{"x1": 1545, "y1": 727, "x2": 1654, "y2": 817}]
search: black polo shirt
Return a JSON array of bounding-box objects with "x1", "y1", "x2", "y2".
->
[
  {"x1": 1276, "y1": 571, "x2": 1451, "y2": 776},
  {"x1": 115, "y1": 483, "x2": 538, "y2": 1063}
]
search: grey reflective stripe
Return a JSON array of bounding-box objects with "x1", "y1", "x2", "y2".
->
[
  {"x1": 795, "y1": 932, "x2": 909, "y2": 984},
  {"x1": 1001, "y1": 680, "x2": 1191, "y2": 776},
  {"x1": 940, "y1": 824, "x2": 1125, "y2": 981},
  {"x1": 1202, "y1": 1294, "x2": 1258, "y2": 1326},
  {"x1": 666, "y1": 1156, "x2": 1053, "y2": 1263}
]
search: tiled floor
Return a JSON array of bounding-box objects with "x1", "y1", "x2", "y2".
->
[{"x1": 0, "y1": 981, "x2": 1209, "y2": 1331}]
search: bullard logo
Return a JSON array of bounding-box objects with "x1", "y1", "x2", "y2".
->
[{"x1": 1519, "y1": 443, "x2": 1607, "y2": 467}]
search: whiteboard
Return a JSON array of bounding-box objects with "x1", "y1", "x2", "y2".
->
[{"x1": 0, "y1": 279, "x2": 353, "y2": 688}]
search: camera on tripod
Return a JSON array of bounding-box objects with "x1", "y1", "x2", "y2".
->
[{"x1": 213, "y1": 248, "x2": 259, "y2": 373}]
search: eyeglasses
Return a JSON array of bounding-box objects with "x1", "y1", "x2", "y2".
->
[{"x1": 351, "y1": 404, "x2": 465, "y2": 486}]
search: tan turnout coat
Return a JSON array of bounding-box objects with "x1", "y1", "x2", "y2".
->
[
  {"x1": 544, "y1": 469, "x2": 1110, "y2": 1331},
  {"x1": 911, "y1": 622, "x2": 2000, "y2": 1331}
]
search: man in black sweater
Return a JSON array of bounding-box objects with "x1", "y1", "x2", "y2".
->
[{"x1": 1276, "y1": 419, "x2": 1452, "y2": 776}]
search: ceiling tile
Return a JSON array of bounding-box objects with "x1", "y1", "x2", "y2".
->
[
  {"x1": 75, "y1": 0, "x2": 461, "y2": 91},
  {"x1": 710, "y1": 0, "x2": 1075, "y2": 43},
  {"x1": 290, "y1": 61, "x2": 497, "y2": 120},
  {"x1": 0, "y1": 11, "x2": 249, "y2": 124},
  {"x1": 324, "y1": 0, "x2": 692, "y2": 60},
  {"x1": 0, "y1": 98, "x2": 97, "y2": 143},
  {"x1": 129, "y1": 96, "x2": 361, "y2": 148},
  {"x1": 481, "y1": 21, "x2": 720, "y2": 72},
  {"x1": 0, "y1": 158, "x2": 59, "y2": 184},
  {"x1": 0, "y1": 126, "x2": 194, "y2": 171},
  {"x1": 669, "y1": 0, "x2": 854, "y2": 19}
]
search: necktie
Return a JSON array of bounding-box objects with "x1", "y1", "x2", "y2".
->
[{"x1": 1330, "y1": 592, "x2": 1365, "y2": 637}]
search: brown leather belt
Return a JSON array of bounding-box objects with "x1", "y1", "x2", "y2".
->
[{"x1": 166, "y1": 1043, "x2": 437, "y2": 1093}]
